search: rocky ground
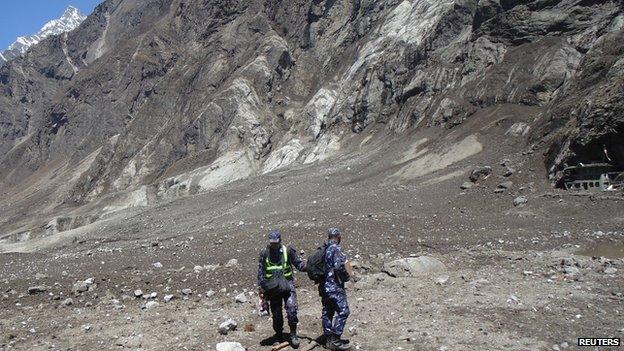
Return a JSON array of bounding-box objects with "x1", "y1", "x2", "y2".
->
[{"x1": 1, "y1": 130, "x2": 623, "y2": 350}]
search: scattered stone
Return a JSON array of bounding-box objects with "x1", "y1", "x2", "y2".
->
[
  {"x1": 435, "y1": 275, "x2": 450, "y2": 285},
  {"x1": 563, "y1": 266, "x2": 580, "y2": 278},
  {"x1": 497, "y1": 181, "x2": 513, "y2": 190},
  {"x1": 218, "y1": 318, "x2": 238, "y2": 335},
  {"x1": 225, "y1": 259, "x2": 239, "y2": 268},
  {"x1": 507, "y1": 294, "x2": 520, "y2": 304},
  {"x1": 193, "y1": 265, "x2": 204, "y2": 273},
  {"x1": 469, "y1": 166, "x2": 492, "y2": 182},
  {"x1": 383, "y1": 256, "x2": 446, "y2": 278},
  {"x1": 181, "y1": 288, "x2": 192, "y2": 296},
  {"x1": 62, "y1": 298, "x2": 73, "y2": 306},
  {"x1": 235, "y1": 293, "x2": 248, "y2": 303},
  {"x1": 205, "y1": 290, "x2": 215, "y2": 298},
  {"x1": 505, "y1": 122, "x2": 530, "y2": 137},
  {"x1": 216, "y1": 341, "x2": 245, "y2": 351},
  {"x1": 513, "y1": 196, "x2": 528, "y2": 206},
  {"x1": 27, "y1": 286, "x2": 48, "y2": 295},
  {"x1": 503, "y1": 167, "x2": 515, "y2": 177},
  {"x1": 460, "y1": 181, "x2": 474, "y2": 190},
  {"x1": 152, "y1": 262, "x2": 163, "y2": 268},
  {"x1": 164, "y1": 294, "x2": 174, "y2": 302},
  {"x1": 142, "y1": 301, "x2": 159, "y2": 309},
  {"x1": 72, "y1": 280, "x2": 91, "y2": 295},
  {"x1": 134, "y1": 289, "x2": 143, "y2": 298},
  {"x1": 604, "y1": 267, "x2": 617, "y2": 275}
]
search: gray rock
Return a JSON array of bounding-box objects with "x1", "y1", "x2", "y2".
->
[
  {"x1": 27, "y1": 286, "x2": 48, "y2": 295},
  {"x1": 216, "y1": 342, "x2": 245, "y2": 351},
  {"x1": 505, "y1": 122, "x2": 530, "y2": 137},
  {"x1": 469, "y1": 166, "x2": 492, "y2": 182},
  {"x1": 563, "y1": 266, "x2": 580, "y2": 278},
  {"x1": 435, "y1": 275, "x2": 450, "y2": 285},
  {"x1": 164, "y1": 294, "x2": 174, "y2": 302},
  {"x1": 513, "y1": 196, "x2": 528, "y2": 206},
  {"x1": 181, "y1": 288, "x2": 192, "y2": 296},
  {"x1": 225, "y1": 259, "x2": 239, "y2": 268},
  {"x1": 604, "y1": 267, "x2": 617, "y2": 275},
  {"x1": 142, "y1": 301, "x2": 159, "y2": 309},
  {"x1": 460, "y1": 181, "x2": 474, "y2": 190},
  {"x1": 498, "y1": 181, "x2": 513, "y2": 190},
  {"x1": 503, "y1": 166, "x2": 515, "y2": 177},
  {"x1": 234, "y1": 293, "x2": 248, "y2": 303},
  {"x1": 72, "y1": 281, "x2": 89, "y2": 294},
  {"x1": 383, "y1": 257, "x2": 446, "y2": 278},
  {"x1": 134, "y1": 289, "x2": 143, "y2": 298},
  {"x1": 218, "y1": 318, "x2": 237, "y2": 335},
  {"x1": 62, "y1": 298, "x2": 73, "y2": 306}
]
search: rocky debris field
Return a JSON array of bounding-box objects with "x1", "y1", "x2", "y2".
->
[{"x1": 1, "y1": 146, "x2": 623, "y2": 350}]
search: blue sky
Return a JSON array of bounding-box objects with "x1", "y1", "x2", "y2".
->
[{"x1": 0, "y1": 0, "x2": 103, "y2": 49}]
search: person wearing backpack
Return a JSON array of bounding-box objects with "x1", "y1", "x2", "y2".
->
[
  {"x1": 320, "y1": 228, "x2": 351, "y2": 351},
  {"x1": 257, "y1": 230, "x2": 306, "y2": 348}
]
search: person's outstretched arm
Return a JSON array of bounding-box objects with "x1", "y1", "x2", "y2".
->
[{"x1": 289, "y1": 246, "x2": 306, "y2": 272}]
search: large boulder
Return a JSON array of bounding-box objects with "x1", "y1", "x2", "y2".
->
[{"x1": 382, "y1": 256, "x2": 446, "y2": 278}]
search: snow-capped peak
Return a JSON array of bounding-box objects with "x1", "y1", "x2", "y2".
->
[{"x1": 0, "y1": 6, "x2": 87, "y2": 64}]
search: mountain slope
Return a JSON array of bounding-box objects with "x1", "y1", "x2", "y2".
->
[
  {"x1": 0, "y1": 6, "x2": 87, "y2": 65},
  {"x1": 0, "y1": 0, "x2": 622, "y2": 238}
]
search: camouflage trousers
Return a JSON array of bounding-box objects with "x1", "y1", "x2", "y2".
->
[
  {"x1": 268, "y1": 281, "x2": 299, "y2": 334},
  {"x1": 321, "y1": 290, "x2": 350, "y2": 337}
]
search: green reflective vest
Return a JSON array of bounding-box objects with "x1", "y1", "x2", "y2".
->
[{"x1": 264, "y1": 245, "x2": 293, "y2": 279}]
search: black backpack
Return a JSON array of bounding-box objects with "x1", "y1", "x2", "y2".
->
[{"x1": 306, "y1": 245, "x2": 327, "y2": 283}]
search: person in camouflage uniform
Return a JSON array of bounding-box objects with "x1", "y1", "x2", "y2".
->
[{"x1": 320, "y1": 228, "x2": 351, "y2": 351}]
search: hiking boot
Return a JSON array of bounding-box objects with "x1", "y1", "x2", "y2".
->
[
  {"x1": 325, "y1": 334, "x2": 351, "y2": 351},
  {"x1": 289, "y1": 333, "x2": 300, "y2": 348}
]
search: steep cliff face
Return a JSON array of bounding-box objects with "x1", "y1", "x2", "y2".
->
[{"x1": 0, "y1": 0, "x2": 622, "y2": 212}]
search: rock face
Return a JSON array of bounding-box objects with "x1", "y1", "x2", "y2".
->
[{"x1": 0, "y1": 0, "x2": 623, "y2": 235}]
